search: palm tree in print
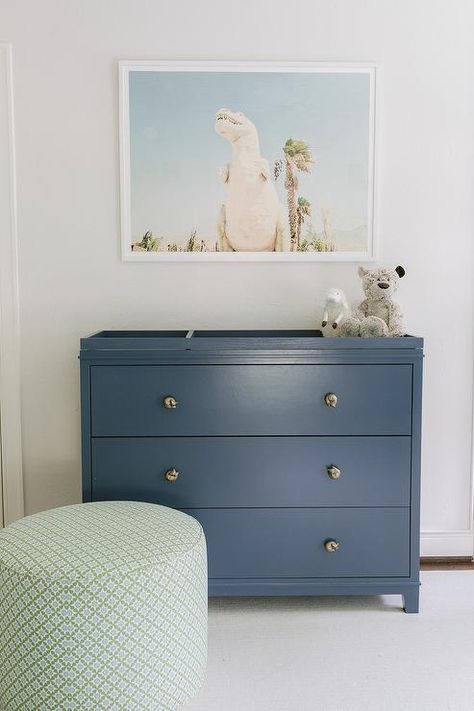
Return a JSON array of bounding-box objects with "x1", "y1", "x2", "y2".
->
[{"x1": 283, "y1": 139, "x2": 314, "y2": 251}]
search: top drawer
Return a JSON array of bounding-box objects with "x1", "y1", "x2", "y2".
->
[{"x1": 90, "y1": 364, "x2": 412, "y2": 436}]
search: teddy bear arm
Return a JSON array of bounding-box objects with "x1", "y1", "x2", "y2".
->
[
  {"x1": 355, "y1": 300, "x2": 369, "y2": 320},
  {"x1": 387, "y1": 301, "x2": 406, "y2": 336}
]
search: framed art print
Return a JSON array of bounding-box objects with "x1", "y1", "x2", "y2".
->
[{"x1": 119, "y1": 61, "x2": 377, "y2": 261}]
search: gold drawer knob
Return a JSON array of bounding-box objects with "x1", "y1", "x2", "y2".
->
[
  {"x1": 327, "y1": 465, "x2": 341, "y2": 480},
  {"x1": 164, "y1": 468, "x2": 179, "y2": 482},
  {"x1": 163, "y1": 396, "x2": 179, "y2": 409},
  {"x1": 324, "y1": 539, "x2": 340, "y2": 553},
  {"x1": 324, "y1": 392, "x2": 338, "y2": 408}
]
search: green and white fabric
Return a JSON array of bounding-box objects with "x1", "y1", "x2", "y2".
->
[{"x1": 0, "y1": 501, "x2": 207, "y2": 710}]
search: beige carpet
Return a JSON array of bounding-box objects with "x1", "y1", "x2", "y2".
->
[{"x1": 186, "y1": 572, "x2": 474, "y2": 711}]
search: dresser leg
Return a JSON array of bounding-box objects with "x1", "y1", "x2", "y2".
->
[{"x1": 403, "y1": 589, "x2": 419, "y2": 613}]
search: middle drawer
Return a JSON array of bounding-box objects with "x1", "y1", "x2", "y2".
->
[{"x1": 91, "y1": 436, "x2": 411, "y2": 507}]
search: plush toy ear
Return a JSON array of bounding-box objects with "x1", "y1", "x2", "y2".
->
[
  {"x1": 395, "y1": 265, "x2": 405, "y2": 278},
  {"x1": 358, "y1": 266, "x2": 369, "y2": 278}
]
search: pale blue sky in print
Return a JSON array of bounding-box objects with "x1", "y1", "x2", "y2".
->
[{"x1": 129, "y1": 70, "x2": 370, "y2": 245}]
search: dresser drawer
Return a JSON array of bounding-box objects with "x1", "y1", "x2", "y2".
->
[
  {"x1": 91, "y1": 436, "x2": 411, "y2": 507},
  {"x1": 90, "y1": 364, "x2": 412, "y2": 436},
  {"x1": 184, "y1": 508, "x2": 410, "y2": 578}
]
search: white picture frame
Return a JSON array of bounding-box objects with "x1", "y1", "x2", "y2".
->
[{"x1": 119, "y1": 60, "x2": 378, "y2": 262}]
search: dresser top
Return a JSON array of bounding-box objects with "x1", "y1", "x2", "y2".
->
[{"x1": 80, "y1": 329, "x2": 423, "y2": 353}]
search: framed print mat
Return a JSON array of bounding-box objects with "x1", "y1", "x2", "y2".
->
[{"x1": 119, "y1": 61, "x2": 377, "y2": 261}]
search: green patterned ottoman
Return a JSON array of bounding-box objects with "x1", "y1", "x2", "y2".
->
[{"x1": 0, "y1": 501, "x2": 207, "y2": 710}]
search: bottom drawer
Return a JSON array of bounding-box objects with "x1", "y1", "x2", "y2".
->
[{"x1": 184, "y1": 508, "x2": 410, "y2": 579}]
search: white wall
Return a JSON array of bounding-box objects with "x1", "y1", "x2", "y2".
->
[{"x1": 1, "y1": 0, "x2": 473, "y2": 554}]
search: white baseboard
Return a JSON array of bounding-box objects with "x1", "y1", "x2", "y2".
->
[{"x1": 421, "y1": 530, "x2": 474, "y2": 557}]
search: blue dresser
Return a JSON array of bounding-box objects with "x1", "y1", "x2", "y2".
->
[{"x1": 80, "y1": 330, "x2": 423, "y2": 612}]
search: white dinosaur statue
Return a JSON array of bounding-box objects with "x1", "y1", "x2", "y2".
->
[{"x1": 215, "y1": 108, "x2": 290, "y2": 252}]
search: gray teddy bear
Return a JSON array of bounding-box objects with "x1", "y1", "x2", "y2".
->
[{"x1": 341, "y1": 265, "x2": 407, "y2": 337}]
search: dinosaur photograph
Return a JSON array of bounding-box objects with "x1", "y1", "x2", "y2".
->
[{"x1": 120, "y1": 62, "x2": 375, "y2": 259}]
